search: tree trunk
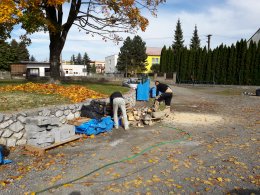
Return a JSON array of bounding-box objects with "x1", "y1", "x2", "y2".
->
[{"x1": 49, "y1": 32, "x2": 66, "y2": 83}]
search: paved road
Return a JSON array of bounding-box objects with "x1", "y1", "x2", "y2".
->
[{"x1": 1, "y1": 85, "x2": 259, "y2": 195}]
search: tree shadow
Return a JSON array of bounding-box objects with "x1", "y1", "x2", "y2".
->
[
  {"x1": 69, "y1": 191, "x2": 81, "y2": 195},
  {"x1": 227, "y1": 188, "x2": 260, "y2": 195}
]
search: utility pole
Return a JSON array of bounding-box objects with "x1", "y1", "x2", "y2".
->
[{"x1": 206, "y1": 34, "x2": 212, "y2": 51}]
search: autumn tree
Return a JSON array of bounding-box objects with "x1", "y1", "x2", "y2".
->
[{"x1": 0, "y1": 0, "x2": 165, "y2": 82}]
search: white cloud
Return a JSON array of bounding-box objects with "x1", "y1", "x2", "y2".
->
[{"x1": 11, "y1": 0, "x2": 260, "y2": 61}]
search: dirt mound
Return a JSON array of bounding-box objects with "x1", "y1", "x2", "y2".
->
[{"x1": 168, "y1": 112, "x2": 223, "y2": 126}]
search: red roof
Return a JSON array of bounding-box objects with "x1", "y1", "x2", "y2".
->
[{"x1": 146, "y1": 47, "x2": 162, "y2": 56}]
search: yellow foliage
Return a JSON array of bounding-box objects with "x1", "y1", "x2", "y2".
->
[
  {"x1": 0, "y1": 0, "x2": 67, "y2": 24},
  {"x1": 0, "y1": 83, "x2": 106, "y2": 103}
]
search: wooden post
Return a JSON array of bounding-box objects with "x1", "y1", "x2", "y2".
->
[
  {"x1": 164, "y1": 73, "x2": 166, "y2": 80},
  {"x1": 154, "y1": 73, "x2": 157, "y2": 80}
]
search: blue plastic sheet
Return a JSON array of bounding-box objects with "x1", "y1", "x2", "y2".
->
[
  {"x1": 0, "y1": 145, "x2": 12, "y2": 165},
  {"x1": 137, "y1": 78, "x2": 150, "y2": 101},
  {"x1": 75, "y1": 116, "x2": 114, "y2": 135}
]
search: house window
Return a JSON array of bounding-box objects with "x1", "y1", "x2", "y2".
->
[
  {"x1": 152, "y1": 58, "x2": 159, "y2": 65},
  {"x1": 29, "y1": 68, "x2": 39, "y2": 76},
  {"x1": 44, "y1": 68, "x2": 50, "y2": 76}
]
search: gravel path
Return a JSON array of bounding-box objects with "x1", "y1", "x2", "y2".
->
[{"x1": 0, "y1": 85, "x2": 259, "y2": 195}]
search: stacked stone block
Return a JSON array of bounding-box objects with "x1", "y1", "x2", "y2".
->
[{"x1": 25, "y1": 116, "x2": 75, "y2": 148}]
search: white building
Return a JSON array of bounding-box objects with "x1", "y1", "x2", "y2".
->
[
  {"x1": 25, "y1": 62, "x2": 87, "y2": 77},
  {"x1": 90, "y1": 60, "x2": 105, "y2": 74},
  {"x1": 26, "y1": 62, "x2": 50, "y2": 77},
  {"x1": 61, "y1": 64, "x2": 86, "y2": 76},
  {"x1": 105, "y1": 54, "x2": 118, "y2": 74}
]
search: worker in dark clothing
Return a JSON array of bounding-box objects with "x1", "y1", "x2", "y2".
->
[
  {"x1": 154, "y1": 81, "x2": 173, "y2": 112},
  {"x1": 110, "y1": 92, "x2": 129, "y2": 130}
]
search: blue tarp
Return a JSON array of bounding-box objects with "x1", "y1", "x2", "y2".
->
[
  {"x1": 75, "y1": 116, "x2": 114, "y2": 135},
  {"x1": 137, "y1": 78, "x2": 150, "y2": 101},
  {"x1": 0, "y1": 145, "x2": 12, "y2": 165}
]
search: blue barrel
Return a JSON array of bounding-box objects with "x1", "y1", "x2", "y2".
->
[{"x1": 150, "y1": 87, "x2": 156, "y2": 98}]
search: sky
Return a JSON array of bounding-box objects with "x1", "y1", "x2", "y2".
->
[{"x1": 10, "y1": 0, "x2": 260, "y2": 62}]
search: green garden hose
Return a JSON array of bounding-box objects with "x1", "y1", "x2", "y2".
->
[{"x1": 35, "y1": 125, "x2": 190, "y2": 194}]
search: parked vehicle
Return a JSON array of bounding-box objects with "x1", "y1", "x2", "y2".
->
[{"x1": 122, "y1": 78, "x2": 140, "y2": 89}]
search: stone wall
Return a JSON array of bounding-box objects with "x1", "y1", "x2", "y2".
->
[{"x1": 0, "y1": 89, "x2": 136, "y2": 147}]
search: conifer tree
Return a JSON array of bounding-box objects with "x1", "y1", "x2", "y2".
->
[
  {"x1": 244, "y1": 41, "x2": 253, "y2": 84},
  {"x1": 70, "y1": 54, "x2": 76, "y2": 64},
  {"x1": 131, "y1": 35, "x2": 148, "y2": 72},
  {"x1": 117, "y1": 36, "x2": 147, "y2": 73},
  {"x1": 159, "y1": 45, "x2": 167, "y2": 72},
  {"x1": 205, "y1": 50, "x2": 212, "y2": 82},
  {"x1": 76, "y1": 53, "x2": 83, "y2": 65},
  {"x1": 167, "y1": 47, "x2": 174, "y2": 72},
  {"x1": 172, "y1": 19, "x2": 184, "y2": 51},
  {"x1": 83, "y1": 52, "x2": 91, "y2": 72},
  {"x1": 0, "y1": 40, "x2": 12, "y2": 70},
  {"x1": 226, "y1": 44, "x2": 236, "y2": 84},
  {"x1": 190, "y1": 25, "x2": 201, "y2": 50},
  {"x1": 117, "y1": 37, "x2": 133, "y2": 73}
]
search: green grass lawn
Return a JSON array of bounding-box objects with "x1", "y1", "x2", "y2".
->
[
  {"x1": 0, "y1": 80, "x2": 129, "y2": 112},
  {"x1": 0, "y1": 80, "x2": 28, "y2": 86}
]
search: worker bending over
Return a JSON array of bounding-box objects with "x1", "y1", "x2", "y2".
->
[
  {"x1": 154, "y1": 81, "x2": 173, "y2": 112},
  {"x1": 110, "y1": 91, "x2": 129, "y2": 130}
]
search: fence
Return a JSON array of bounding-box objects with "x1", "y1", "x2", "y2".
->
[{"x1": 0, "y1": 71, "x2": 11, "y2": 79}]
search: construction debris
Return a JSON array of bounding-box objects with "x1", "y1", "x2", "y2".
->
[{"x1": 127, "y1": 106, "x2": 168, "y2": 127}]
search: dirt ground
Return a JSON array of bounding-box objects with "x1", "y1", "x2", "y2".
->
[{"x1": 0, "y1": 85, "x2": 259, "y2": 195}]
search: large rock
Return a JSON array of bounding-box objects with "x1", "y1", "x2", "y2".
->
[
  {"x1": 4, "y1": 115, "x2": 12, "y2": 120},
  {"x1": 16, "y1": 139, "x2": 27, "y2": 146},
  {"x1": 9, "y1": 121, "x2": 24, "y2": 133},
  {"x1": 64, "y1": 110, "x2": 70, "y2": 116},
  {"x1": 0, "y1": 129, "x2": 3, "y2": 137},
  {"x1": 0, "y1": 120, "x2": 13, "y2": 129},
  {"x1": 55, "y1": 110, "x2": 64, "y2": 117},
  {"x1": 0, "y1": 137, "x2": 6, "y2": 145},
  {"x1": 2, "y1": 129, "x2": 13, "y2": 138},
  {"x1": 66, "y1": 113, "x2": 75, "y2": 120},
  {"x1": 17, "y1": 115, "x2": 26, "y2": 123},
  {"x1": 13, "y1": 132, "x2": 24, "y2": 140},
  {"x1": 42, "y1": 109, "x2": 51, "y2": 117},
  {"x1": 26, "y1": 116, "x2": 60, "y2": 126},
  {"x1": 7, "y1": 138, "x2": 17, "y2": 147},
  {"x1": 24, "y1": 124, "x2": 46, "y2": 138}
]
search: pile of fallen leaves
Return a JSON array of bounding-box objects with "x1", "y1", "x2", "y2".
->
[{"x1": 0, "y1": 82, "x2": 106, "y2": 103}]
